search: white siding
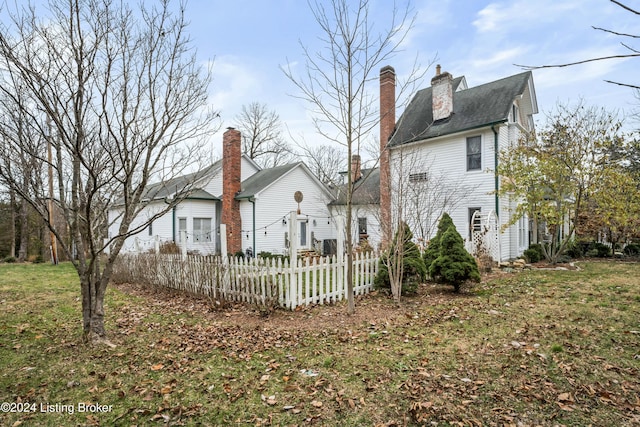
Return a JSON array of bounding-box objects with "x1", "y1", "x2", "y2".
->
[
  {"x1": 390, "y1": 125, "x2": 527, "y2": 260},
  {"x1": 330, "y1": 204, "x2": 381, "y2": 251},
  {"x1": 203, "y1": 156, "x2": 260, "y2": 197},
  {"x1": 107, "y1": 201, "x2": 174, "y2": 254},
  {"x1": 240, "y1": 165, "x2": 336, "y2": 256},
  {"x1": 173, "y1": 200, "x2": 218, "y2": 255}
]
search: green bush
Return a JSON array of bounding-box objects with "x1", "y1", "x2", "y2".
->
[
  {"x1": 523, "y1": 243, "x2": 544, "y2": 263},
  {"x1": 423, "y1": 213, "x2": 455, "y2": 273},
  {"x1": 623, "y1": 243, "x2": 640, "y2": 256},
  {"x1": 3, "y1": 256, "x2": 16, "y2": 263},
  {"x1": 375, "y1": 223, "x2": 426, "y2": 296},
  {"x1": 591, "y1": 242, "x2": 611, "y2": 258},
  {"x1": 428, "y1": 219, "x2": 480, "y2": 292},
  {"x1": 565, "y1": 239, "x2": 584, "y2": 259}
]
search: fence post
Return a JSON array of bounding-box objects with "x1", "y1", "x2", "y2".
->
[
  {"x1": 288, "y1": 211, "x2": 298, "y2": 309},
  {"x1": 336, "y1": 215, "x2": 344, "y2": 300},
  {"x1": 155, "y1": 235, "x2": 160, "y2": 254},
  {"x1": 180, "y1": 230, "x2": 188, "y2": 259},
  {"x1": 220, "y1": 224, "x2": 230, "y2": 298}
]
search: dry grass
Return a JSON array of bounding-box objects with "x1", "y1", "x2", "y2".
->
[{"x1": 0, "y1": 261, "x2": 638, "y2": 426}]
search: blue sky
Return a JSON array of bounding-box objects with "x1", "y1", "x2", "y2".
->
[{"x1": 181, "y1": 0, "x2": 638, "y2": 154}]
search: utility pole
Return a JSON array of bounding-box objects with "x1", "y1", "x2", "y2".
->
[{"x1": 47, "y1": 118, "x2": 58, "y2": 265}]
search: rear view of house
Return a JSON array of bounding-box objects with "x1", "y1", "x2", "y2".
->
[
  {"x1": 380, "y1": 65, "x2": 539, "y2": 261},
  {"x1": 107, "y1": 128, "x2": 336, "y2": 256}
]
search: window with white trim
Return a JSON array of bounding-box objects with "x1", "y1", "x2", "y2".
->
[
  {"x1": 193, "y1": 218, "x2": 212, "y2": 242},
  {"x1": 466, "y1": 136, "x2": 481, "y2": 171},
  {"x1": 510, "y1": 104, "x2": 520, "y2": 124},
  {"x1": 178, "y1": 218, "x2": 187, "y2": 242}
]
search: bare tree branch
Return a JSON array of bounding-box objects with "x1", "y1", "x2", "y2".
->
[{"x1": 611, "y1": 0, "x2": 639, "y2": 15}]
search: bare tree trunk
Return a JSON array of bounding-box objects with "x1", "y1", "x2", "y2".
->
[
  {"x1": 18, "y1": 196, "x2": 28, "y2": 262},
  {"x1": 9, "y1": 188, "x2": 16, "y2": 258}
]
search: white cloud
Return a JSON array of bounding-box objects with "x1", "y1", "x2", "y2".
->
[
  {"x1": 208, "y1": 56, "x2": 261, "y2": 119},
  {"x1": 473, "y1": 1, "x2": 579, "y2": 35}
]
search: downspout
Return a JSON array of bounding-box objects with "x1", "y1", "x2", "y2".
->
[
  {"x1": 249, "y1": 197, "x2": 256, "y2": 256},
  {"x1": 172, "y1": 206, "x2": 176, "y2": 242},
  {"x1": 492, "y1": 125, "x2": 499, "y2": 216},
  {"x1": 237, "y1": 194, "x2": 257, "y2": 256}
]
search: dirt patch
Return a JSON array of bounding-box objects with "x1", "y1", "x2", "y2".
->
[{"x1": 112, "y1": 280, "x2": 469, "y2": 333}]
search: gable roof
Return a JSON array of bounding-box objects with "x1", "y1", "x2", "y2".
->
[
  {"x1": 388, "y1": 71, "x2": 534, "y2": 147},
  {"x1": 122, "y1": 160, "x2": 222, "y2": 205},
  {"x1": 330, "y1": 167, "x2": 380, "y2": 206},
  {"x1": 235, "y1": 162, "x2": 299, "y2": 199}
]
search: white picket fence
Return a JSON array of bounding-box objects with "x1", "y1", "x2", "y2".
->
[{"x1": 112, "y1": 252, "x2": 379, "y2": 310}]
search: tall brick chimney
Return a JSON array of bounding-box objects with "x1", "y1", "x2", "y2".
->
[
  {"x1": 379, "y1": 65, "x2": 395, "y2": 246},
  {"x1": 222, "y1": 127, "x2": 242, "y2": 254},
  {"x1": 351, "y1": 154, "x2": 362, "y2": 183},
  {"x1": 431, "y1": 64, "x2": 453, "y2": 121}
]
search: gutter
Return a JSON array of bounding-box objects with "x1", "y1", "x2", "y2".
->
[
  {"x1": 392, "y1": 119, "x2": 508, "y2": 149},
  {"x1": 236, "y1": 194, "x2": 256, "y2": 256}
]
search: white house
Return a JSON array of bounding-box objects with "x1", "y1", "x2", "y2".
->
[
  {"x1": 107, "y1": 128, "x2": 337, "y2": 256},
  {"x1": 329, "y1": 155, "x2": 383, "y2": 251},
  {"x1": 379, "y1": 65, "x2": 539, "y2": 261}
]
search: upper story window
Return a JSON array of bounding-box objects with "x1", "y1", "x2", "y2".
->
[
  {"x1": 466, "y1": 135, "x2": 481, "y2": 171},
  {"x1": 510, "y1": 104, "x2": 520, "y2": 124}
]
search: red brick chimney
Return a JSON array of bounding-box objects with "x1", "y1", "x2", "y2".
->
[
  {"x1": 222, "y1": 127, "x2": 242, "y2": 254},
  {"x1": 431, "y1": 64, "x2": 453, "y2": 121},
  {"x1": 379, "y1": 65, "x2": 395, "y2": 246},
  {"x1": 351, "y1": 154, "x2": 362, "y2": 183}
]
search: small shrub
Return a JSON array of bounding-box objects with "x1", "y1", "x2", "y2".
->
[
  {"x1": 3, "y1": 256, "x2": 16, "y2": 263},
  {"x1": 428, "y1": 224, "x2": 480, "y2": 293},
  {"x1": 623, "y1": 243, "x2": 640, "y2": 256},
  {"x1": 159, "y1": 241, "x2": 180, "y2": 254},
  {"x1": 375, "y1": 223, "x2": 426, "y2": 296},
  {"x1": 233, "y1": 250, "x2": 245, "y2": 259},
  {"x1": 565, "y1": 239, "x2": 584, "y2": 259},
  {"x1": 585, "y1": 248, "x2": 599, "y2": 258},
  {"x1": 523, "y1": 243, "x2": 544, "y2": 263},
  {"x1": 423, "y1": 213, "x2": 455, "y2": 272},
  {"x1": 591, "y1": 242, "x2": 611, "y2": 258},
  {"x1": 523, "y1": 248, "x2": 541, "y2": 263}
]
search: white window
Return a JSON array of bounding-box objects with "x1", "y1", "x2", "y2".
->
[
  {"x1": 193, "y1": 218, "x2": 212, "y2": 242},
  {"x1": 466, "y1": 136, "x2": 481, "y2": 171},
  {"x1": 518, "y1": 215, "x2": 527, "y2": 248},
  {"x1": 148, "y1": 221, "x2": 153, "y2": 236},
  {"x1": 358, "y1": 217, "x2": 368, "y2": 243},
  {"x1": 511, "y1": 104, "x2": 520, "y2": 124},
  {"x1": 178, "y1": 218, "x2": 187, "y2": 242},
  {"x1": 299, "y1": 221, "x2": 307, "y2": 247}
]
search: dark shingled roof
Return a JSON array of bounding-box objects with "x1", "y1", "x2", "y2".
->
[
  {"x1": 388, "y1": 71, "x2": 533, "y2": 147},
  {"x1": 235, "y1": 162, "x2": 300, "y2": 199},
  {"x1": 115, "y1": 160, "x2": 222, "y2": 205},
  {"x1": 330, "y1": 167, "x2": 380, "y2": 206}
]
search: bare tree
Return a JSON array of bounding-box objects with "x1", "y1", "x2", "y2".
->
[
  {"x1": 282, "y1": 0, "x2": 423, "y2": 314},
  {"x1": 516, "y1": 0, "x2": 639, "y2": 89},
  {"x1": 235, "y1": 102, "x2": 295, "y2": 168},
  {"x1": 298, "y1": 142, "x2": 346, "y2": 188},
  {"x1": 404, "y1": 160, "x2": 480, "y2": 247},
  {"x1": 0, "y1": 0, "x2": 218, "y2": 344}
]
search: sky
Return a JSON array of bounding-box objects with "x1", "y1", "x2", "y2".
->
[{"x1": 180, "y1": 0, "x2": 639, "y2": 158}]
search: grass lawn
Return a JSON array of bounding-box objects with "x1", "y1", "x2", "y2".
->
[{"x1": 0, "y1": 261, "x2": 638, "y2": 426}]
